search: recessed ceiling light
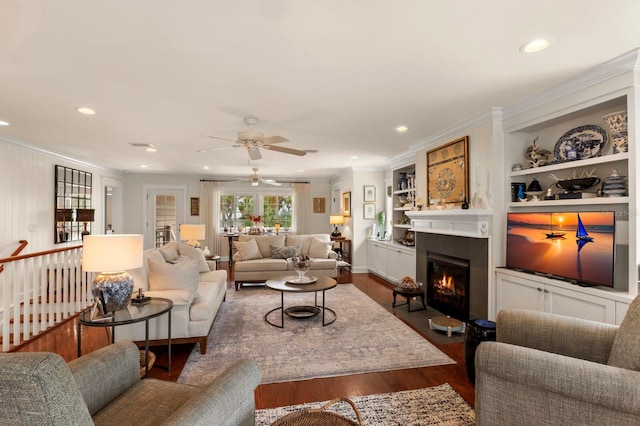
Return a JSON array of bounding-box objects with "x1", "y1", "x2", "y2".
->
[
  {"x1": 520, "y1": 38, "x2": 551, "y2": 53},
  {"x1": 395, "y1": 125, "x2": 408, "y2": 132},
  {"x1": 203, "y1": 166, "x2": 210, "y2": 170},
  {"x1": 76, "y1": 107, "x2": 96, "y2": 115},
  {"x1": 298, "y1": 169, "x2": 304, "y2": 173},
  {"x1": 139, "y1": 164, "x2": 149, "y2": 169},
  {"x1": 0, "y1": 120, "x2": 9, "y2": 126},
  {"x1": 351, "y1": 156, "x2": 359, "y2": 160}
]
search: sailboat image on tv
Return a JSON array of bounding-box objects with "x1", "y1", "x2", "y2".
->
[
  {"x1": 576, "y1": 213, "x2": 594, "y2": 252},
  {"x1": 546, "y1": 215, "x2": 566, "y2": 239}
]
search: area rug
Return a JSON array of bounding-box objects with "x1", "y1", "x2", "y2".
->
[
  {"x1": 178, "y1": 284, "x2": 454, "y2": 385},
  {"x1": 255, "y1": 383, "x2": 475, "y2": 425}
]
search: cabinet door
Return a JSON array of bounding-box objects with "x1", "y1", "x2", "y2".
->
[
  {"x1": 386, "y1": 248, "x2": 416, "y2": 284},
  {"x1": 545, "y1": 283, "x2": 616, "y2": 324},
  {"x1": 496, "y1": 272, "x2": 544, "y2": 312},
  {"x1": 367, "y1": 242, "x2": 385, "y2": 275}
]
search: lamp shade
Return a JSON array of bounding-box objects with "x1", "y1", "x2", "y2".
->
[
  {"x1": 180, "y1": 224, "x2": 206, "y2": 241},
  {"x1": 82, "y1": 234, "x2": 143, "y2": 272},
  {"x1": 76, "y1": 208, "x2": 95, "y2": 222},
  {"x1": 330, "y1": 215, "x2": 345, "y2": 225}
]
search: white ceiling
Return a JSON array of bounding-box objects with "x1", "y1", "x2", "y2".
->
[{"x1": 1, "y1": 0, "x2": 639, "y2": 180}]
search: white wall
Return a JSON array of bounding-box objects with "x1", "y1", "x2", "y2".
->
[{"x1": 0, "y1": 136, "x2": 124, "y2": 257}]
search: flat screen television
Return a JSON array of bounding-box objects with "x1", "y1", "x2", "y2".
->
[{"x1": 506, "y1": 211, "x2": 615, "y2": 287}]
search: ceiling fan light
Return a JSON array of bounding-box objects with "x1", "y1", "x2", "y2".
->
[
  {"x1": 520, "y1": 38, "x2": 551, "y2": 53},
  {"x1": 251, "y1": 180, "x2": 259, "y2": 186}
]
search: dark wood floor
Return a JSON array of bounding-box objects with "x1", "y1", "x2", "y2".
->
[{"x1": 14, "y1": 263, "x2": 475, "y2": 410}]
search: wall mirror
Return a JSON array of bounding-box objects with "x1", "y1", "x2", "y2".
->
[{"x1": 55, "y1": 165, "x2": 92, "y2": 243}]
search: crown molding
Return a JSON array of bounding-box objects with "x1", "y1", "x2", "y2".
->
[{"x1": 502, "y1": 48, "x2": 640, "y2": 120}]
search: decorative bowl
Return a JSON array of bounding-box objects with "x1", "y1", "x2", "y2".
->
[
  {"x1": 555, "y1": 177, "x2": 600, "y2": 192},
  {"x1": 287, "y1": 256, "x2": 313, "y2": 281}
]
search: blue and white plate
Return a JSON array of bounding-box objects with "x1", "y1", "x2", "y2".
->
[{"x1": 553, "y1": 125, "x2": 608, "y2": 162}]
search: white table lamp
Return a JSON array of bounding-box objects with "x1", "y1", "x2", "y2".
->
[
  {"x1": 180, "y1": 224, "x2": 206, "y2": 248},
  {"x1": 82, "y1": 234, "x2": 143, "y2": 312}
]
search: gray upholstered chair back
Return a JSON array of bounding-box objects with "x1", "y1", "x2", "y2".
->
[
  {"x1": 608, "y1": 295, "x2": 640, "y2": 370},
  {"x1": 0, "y1": 351, "x2": 94, "y2": 425}
]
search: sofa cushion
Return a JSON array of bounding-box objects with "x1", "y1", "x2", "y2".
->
[
  {"x1": 239, "y1": 234, "x2": 285, "y2": 258},
  {"x1": 309, "y1": 236, "x2": 333, "y2": 258},
  {"x1": 127, "y1": 249, "x2": 165, "y2": 292},
  {"x1": 148, "y1": 258, "x2": 200, "y2": 299},
  {"x1": 271, "y1": 244, "x2": 301, "y2": 259},
  {"x1": 159, "y1": 242, "x2": 180, "y2": 262},
  {"x1": 234, "y1": 258, "x2": 288, "y2": 272},
  {"x1": 286, "y1": 234, "x2": 331, "y2": 256},
  {"x1": 234, "y1": 238, "x2": 263, "y2": 261},
  {"x1": 177, "y1": 243, "x2": 210, "y2": 273},
  {"x1": 608, "y1": 296, "x2": 640, "y2": 370}
]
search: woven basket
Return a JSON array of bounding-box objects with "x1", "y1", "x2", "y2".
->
[
  {"x1": 270, "y1": 397, "x2": 363, "y2": 426},
  {"x1": 139, "y1": 350, "x2": 156, "y2": 377}
]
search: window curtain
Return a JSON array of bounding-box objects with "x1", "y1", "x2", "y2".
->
[
  {"x1": 200, "y1": 181, "x2": 222, "y2": 258},
  {"x1": 292, "y1": 183, "x2": 311, "y2": 234}
]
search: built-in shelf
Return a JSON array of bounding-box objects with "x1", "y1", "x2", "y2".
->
[
  {"x1": 509, "y1": 196, "x2": 628, "y2": 208},
  {"x1": 510, "y1": 152, "x2": 629, "y2": 178}
]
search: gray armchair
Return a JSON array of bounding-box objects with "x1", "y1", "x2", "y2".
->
[
  {"x1": 475, "y1": 296, "x2": 640, "y2": 425},
  {"x1": 0, "y1": 341, "x2": 261, "y2": 425}
]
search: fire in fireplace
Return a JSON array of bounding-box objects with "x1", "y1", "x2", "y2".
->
[{"x1": 427, "y1": 253, "x2": 470, "y2": 321}]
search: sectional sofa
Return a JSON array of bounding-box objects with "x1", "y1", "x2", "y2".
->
[{"x1": 233, "y1": 233, "x2": 338, "y2": 290}]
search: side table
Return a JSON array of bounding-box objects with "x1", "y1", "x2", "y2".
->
[
  {"x1": 392, "y1": 287, "x2": 426, "y2": 312},
  {"x1": 77, "y1": 297, "x2": 173, "y2": 377}
]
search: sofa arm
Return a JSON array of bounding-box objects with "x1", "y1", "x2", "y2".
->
[
  {"x1": 69, "y1": 341, "x2": 140, "y2": 416},
  {"x1": 476, "y1": 342, "x2": 640, "y2": 425},
  {"x1": 206, "y1": 259, "x2": 217, "y2": 271},
  {"x1": 496, "y1": 309, "x2": 618, "y2": 363},
  {"x1": 162, "y1": 359, "x2": 261, "y2": 426}
]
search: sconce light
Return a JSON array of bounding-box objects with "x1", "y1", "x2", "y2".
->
[
  {"x1": 76, "y1": 209, "x2": 95, "y2": 238},
  {"x1": 82, "y1": 234, "x2": 143, "y2": 312},
  {"x1": 180, "y1": 224, "x2": 206, "y2": 248},
  {"x1": 330, "y1": 215, "x2": 345, "y2": 238}
]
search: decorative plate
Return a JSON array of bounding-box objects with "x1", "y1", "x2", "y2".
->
[
  {"x1": 553, "y1": 125, "x2": 608, "y2": 162},
  {"x1": 286, "y1": 275, "x2": 318, "y2": 284}
]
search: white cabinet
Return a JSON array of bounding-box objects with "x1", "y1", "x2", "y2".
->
[
  {"x1": 367, "y1": 240, "x2": 416, "y2": 284},
  {"x1": 496, "y1": 269, "x2": 617, "y2": 324}
]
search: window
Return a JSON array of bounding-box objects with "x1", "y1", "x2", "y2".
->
[{"x1": 220, "y1": 190, "x2": 293, "y2": 231}]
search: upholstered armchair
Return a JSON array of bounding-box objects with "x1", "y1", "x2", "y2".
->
[
  {"x1": 0, "y1": 341, "x2": 261, "y2": 425},
  {"x1": 475, "y1": 297, "x2": 640, "y2": 425}
]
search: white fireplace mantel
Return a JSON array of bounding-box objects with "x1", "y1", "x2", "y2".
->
[{"x1": 406, "y1": 209, "x2": 493, "y2": 238}]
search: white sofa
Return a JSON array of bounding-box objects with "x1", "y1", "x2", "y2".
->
[
  {"x1": 115, "y1": 242, "x2": 227, "y2": 354},
  {"x1": 233, "y1": 234, "x2": 338, "y2": 290}
]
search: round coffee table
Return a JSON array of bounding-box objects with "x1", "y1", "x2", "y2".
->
[{"x1": 265, "y1": 276, "x2": 337, "y2": 328}]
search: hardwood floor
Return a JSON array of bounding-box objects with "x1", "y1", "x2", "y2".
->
[{"x1": 14, "y1": 262, "x2": 475, "y2": 410}]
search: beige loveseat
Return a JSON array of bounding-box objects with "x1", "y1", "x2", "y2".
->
[
  {"x1": 116, "y1": 242, "x2": 227, "y2": 354},
  {"x1": 233, "y1": 234, "x2": 338, "y2": 290}
]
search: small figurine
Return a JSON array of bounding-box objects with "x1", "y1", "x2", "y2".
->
[{"x1": 525, "y1": 137, "x2": 552, "y2": 167}]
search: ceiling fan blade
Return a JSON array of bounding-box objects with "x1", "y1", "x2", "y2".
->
[
  {"x1": 208, "y1": 135, "x2": 237, "y2": 142},
  {"x1": 261, "y1": 179, "x2": 282, "y2": 186},
  {"x1": 263, "y1": 135, "x2": 289, "y2": 144},
  {"x1": 247, "y1": 146, "x2": 262, "y2": 160},
  {"x1": 263, "y1": 145, "x2": 307, "y2": 156},
  {"x1": 197, "y1": 145, "x2": 237, "y2": 153}
]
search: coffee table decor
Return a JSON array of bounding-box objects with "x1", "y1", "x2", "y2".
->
[
  {"x1": 392, "y1": 276, "x2": 426, "y2": 312},
  {"x1": 287, "y1": 256, "x2": 314, "y2": 283}
]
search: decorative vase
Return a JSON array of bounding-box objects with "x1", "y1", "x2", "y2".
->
[
  {"x1": 202, "y1": 246, "x2": 211, "y2": 257},
  {"x1": 398, "y1": 172, "x2": 407, "y2": 191},
  {"x1": 602, "y1": 110, "x2": 628, "y2": 154}
]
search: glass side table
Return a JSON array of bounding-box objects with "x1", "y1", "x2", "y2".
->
[{"x1": 77, "y1": 297, "x2": 173, "y2": 377}]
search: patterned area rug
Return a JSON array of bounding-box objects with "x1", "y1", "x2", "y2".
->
[
  {"x1": 178, "y1": 284, "x2": 454, "y2": 385},
  {"x1": 255, "y1": 384, "x2": 475, "y2": 425}
]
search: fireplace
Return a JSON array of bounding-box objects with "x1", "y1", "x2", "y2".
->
[{"x1": 427, "y1": 253, "x2": 470, "y2": 321}]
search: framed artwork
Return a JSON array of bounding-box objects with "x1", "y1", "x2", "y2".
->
[
  {"x1": 313, "y1": 197, "x2": 326, "y2": 213},
  {"x1": 342, "y1": 191, "x2": 351, "y2": 217},
  {"x1": 363, "y1": 185, "x2": 376, "y2": 202},
  {"x1": 427, "y1": 136, "x2": 469, "y2": 205},
  {"x1": 363, "y1": 203, "x2": 376, "y2": 219},
  {"x1": 190, "y1": 197, "x2": 200, "y2": 216}
]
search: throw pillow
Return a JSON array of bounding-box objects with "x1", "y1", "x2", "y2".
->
[
  {"x1": 158, "y1": 242, "x2": 180, "y2": 262},
  {"x1": 177, "y1": 243, "x2": 210, "y2": 273},
  {"x1": 608, "y1": 296, "x2": 640, "y2": 370},
  {"x1": 271, "y1": 244, "x2": 301, "y2": 259},
  {"x1": 233, "y1": 238, "x2": 263, "y2": 261},
  {"x1": 147, "y1": 258, "x2": 200, "y2": 300},
  {"x1": 308, "y1": 236, "x2": 333, "y2": 259}
]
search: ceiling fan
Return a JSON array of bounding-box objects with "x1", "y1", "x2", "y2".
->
[
  {"x1": 244, "y1": 167, "x2": 282, "y2": 186},
  {"x1": 198, "y1": 117, "x2": 307, "y2": 160}
]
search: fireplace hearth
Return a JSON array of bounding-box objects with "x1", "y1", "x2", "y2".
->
[{"x1": 427, "y1": 253, "x2": 470, "y2": 321}]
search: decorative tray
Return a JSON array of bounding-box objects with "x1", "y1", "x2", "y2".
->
[
  {"x1": 286, "y1": 275, "x2": 318, "y2": 284},
  {"x1": 553, "y1": 125, "x2": 608, "y2": 162}
]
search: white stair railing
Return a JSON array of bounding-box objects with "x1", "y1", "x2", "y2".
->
[{"x1": 0, "y1": 244, "x2": 91, "y2": 352}]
